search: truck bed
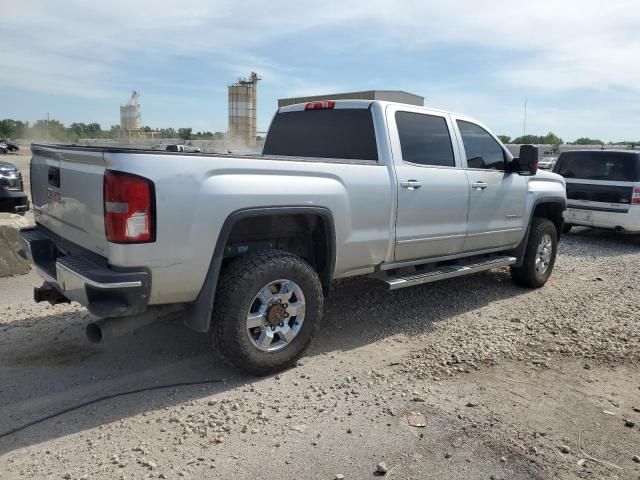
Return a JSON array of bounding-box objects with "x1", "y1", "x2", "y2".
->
[{"x1": 29, "y1": 143, "x2": 394, "y2": 305}]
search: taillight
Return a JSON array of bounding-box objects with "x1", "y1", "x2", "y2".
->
[
  {"x1": 304, "y1": 100, "x2": 335, "y2": 110},
  {"x1": 632, "y1": 186, "x2": 640, "y2": 205},
  {"x1": 104, "y1": 170, "x2": 155, "y2": 243}
]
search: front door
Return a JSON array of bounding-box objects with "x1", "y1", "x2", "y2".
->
[
  {"x1": 391, "y1": 108, "x2": 470, "y2": 261},
  {"x1": 453, "y1": 119, "x2": 527, "y2": 251}
]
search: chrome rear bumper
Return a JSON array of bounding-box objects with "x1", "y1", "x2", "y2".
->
[{"x1": 20, "y1": 226, "x2": 150, "y2": 317}]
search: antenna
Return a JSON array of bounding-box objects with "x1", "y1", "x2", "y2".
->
[{"x1": 523, "y1": 99, "x2": 528, "y2": 139}]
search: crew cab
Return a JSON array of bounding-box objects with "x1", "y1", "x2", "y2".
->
[
  {"x1": 553, "y1": 150, "x2": 640, "y2": 233},
  {"x1": 20, "y1": 100, "x2": 566, "y2": 374}
]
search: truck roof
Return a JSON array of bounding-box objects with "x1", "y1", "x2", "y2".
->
[
  {"x1": 278, "y1": 99, "x2": 467, "y2": 118},
  {"x1": 558, "y1": 149, "x2": 639, "y2": 155}
]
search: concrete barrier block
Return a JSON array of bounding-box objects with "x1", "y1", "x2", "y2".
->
[{"x1": 0, "y1": 214, "x2": 33, "y2": 278}]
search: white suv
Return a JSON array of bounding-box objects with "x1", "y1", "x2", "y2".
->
[{"x1": 554, "y1": 150, "x2": 640, "y2": 233}]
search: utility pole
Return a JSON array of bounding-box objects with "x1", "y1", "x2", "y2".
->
[{"x1": 523, "y1": 99, "x2": 527, "y2": 140}]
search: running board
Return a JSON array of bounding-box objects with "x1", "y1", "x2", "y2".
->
[{"x1": 385, "y1": 256, "x2": 517, "y2": 290}]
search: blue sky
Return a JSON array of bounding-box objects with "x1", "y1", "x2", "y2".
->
[{"x1": 2, "y1": 0, "x2": 639, "y2": 141}]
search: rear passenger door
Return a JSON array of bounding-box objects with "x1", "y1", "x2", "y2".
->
[
  {"x1": 453, "y1": 118, "x2": 527, "y2": 251},
  {"x1": 390, "y1": 107, "x2": 470, "y2": 261}
]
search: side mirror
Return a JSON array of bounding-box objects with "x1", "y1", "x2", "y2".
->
[{"x1": 512, "y1": 145, "x2": 538, "y2": 176}]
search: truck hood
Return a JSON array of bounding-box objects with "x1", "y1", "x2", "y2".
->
[{"x1": 532, "y1": 168, "x2": 565, "y2": 186}]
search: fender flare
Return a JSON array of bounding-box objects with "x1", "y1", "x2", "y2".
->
[
  {"x1": 510, "y1": 198, "x2": 567, "y2": 267},
  {"x1": 185, "y1": 206, "x2": 336, "y2": 332}
]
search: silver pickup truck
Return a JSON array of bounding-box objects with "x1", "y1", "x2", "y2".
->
[{"x1": 21, "y1": 100, "x2": 567, "y2": 374}]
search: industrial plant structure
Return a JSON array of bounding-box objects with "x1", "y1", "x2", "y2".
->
[
  {"x1": 228, "y1": 72, "x2": 260, "y2": 147},
  {"x1": 278, "y1": 90, "x2": 424, "y2": 108},
  {"x1": 120, "y1": 90, "x2": 141, "y2": 138}
]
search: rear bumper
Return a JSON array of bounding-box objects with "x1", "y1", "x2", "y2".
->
[
  {"x1": 20, "y1": 226, "x2": 150, "y2": 317},
  {"x1": 564, "y1": 205, "x2": 640, "y2": 232},
  {"x1": 0, "y1": 189, "x2": 29, "y2": 213}
]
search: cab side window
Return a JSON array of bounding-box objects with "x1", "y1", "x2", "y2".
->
[
  {"x1": 396, "y1": 111, "x2": 455, "y2": 167},
  {"x1": 457, "y1": 120, "x2": 506, "y2": 171}
]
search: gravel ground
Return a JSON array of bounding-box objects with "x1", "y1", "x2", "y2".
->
[{"x1": 0, "y1": 169, "x2": 639, "y2": 478}]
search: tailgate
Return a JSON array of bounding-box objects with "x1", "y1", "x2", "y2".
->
[
  {"x1": 565, "y1": 179, "x2": 634, "y2": 214},
  {"x1": 31, "y1": 145, "x2": 108, "y2": 255},
  {"x1": 566, "y1": 181, "x2": 634, "y2": 205}
]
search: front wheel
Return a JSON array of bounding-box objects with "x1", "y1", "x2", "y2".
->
[
  {"x1": 210, "y1": 250, "x2": 323, "y2": 375},
  {"x1": 510, "y1": 218, "x2": 558, "y2": 288}
]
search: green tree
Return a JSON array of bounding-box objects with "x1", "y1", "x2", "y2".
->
[
  {"x1": 31, "y1": 119, "x2": 69, "y2": 141},
  {"x1": 541, "y1": 132, "x2": 563, "y2": 145},
  {"x1": 86, "y1": 123, "x2": 102, "y2": 136},
  {"x1": 574, "y1": 137, "x2": 603, "y2": 145},
  {"x1": 0, "y1": 119, "x2": 28, "y2": 139},
  {"x1": 512, "y1": 132, "x2": 563, "y2": 145},
  {"x1": 497, "y1": 135, "x2": 511, "y2": 144},
  {"x1": 70, "y1": 122, "x2": 87, "y2": 139},
  {"x1": 0, "y1": 119, "x2": 17, "y2": 138},
  {"x1": 158, "y1": 127, "x2": 177, "y2": 138},
  {"x1": 512, "y1": 134, "x2": 540, "y2": 144},
  {"x1": 178, "y1": 127, "x2": 193, "y2": 141}
]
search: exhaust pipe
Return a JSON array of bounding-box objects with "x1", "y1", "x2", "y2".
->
[{"x1": 86, "y1": 304, "x2": 184, "y2": 343}]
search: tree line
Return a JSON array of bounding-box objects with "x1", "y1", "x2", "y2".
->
[
  {"x1": 497, "y1": 132, "x2": 639, "y2": 146},
  {"x1": 1, "y1": 118, "x2": 636, "y2": 146},
  {"x1": 0, "y1": 119, "x2": 225, "y2": 142}
]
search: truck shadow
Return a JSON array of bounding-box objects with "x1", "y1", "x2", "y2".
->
[{"x1": 0, "y1": 269, "x2": 524, "y2": 454}]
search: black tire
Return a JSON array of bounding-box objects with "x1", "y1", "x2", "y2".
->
[
  {"x1": 210, "y1": 250, "x2": 323, "y2": 375},
  {"x1": 510, "y1": 218, "x2": 558, "y2": 288},
  {"x1": 562, "y1": 223, "x2": 572, "y2": 234}
]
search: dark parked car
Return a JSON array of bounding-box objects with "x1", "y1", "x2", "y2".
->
[
  {"x1": 0, "y1": 160, "x2": 29, "y2": 213},
  {"x1": 0, "y1": 139, "x2": 20, "y2": 153}
]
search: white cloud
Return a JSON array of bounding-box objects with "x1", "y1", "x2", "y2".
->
[{"x1": 2, "y1": 0, "x2": 640, "y2": 141}]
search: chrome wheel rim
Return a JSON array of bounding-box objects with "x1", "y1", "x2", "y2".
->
[
  {"x1": 246, "y1": 279, "x2": 306, "y2": 353},
  {"x1": 535, "y1": 234, "x2": 553, "y2": 275}
]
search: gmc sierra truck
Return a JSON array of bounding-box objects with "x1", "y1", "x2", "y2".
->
[{"x1": 20, "y1": 100, "x2": 567, "y2": 374}]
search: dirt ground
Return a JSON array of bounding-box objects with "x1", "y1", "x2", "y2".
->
[{"x1": 1, "y1": 149, "x2": 639, "y2": 479}]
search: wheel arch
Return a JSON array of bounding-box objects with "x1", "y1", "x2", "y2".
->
[
  {"x1": 510, "y1": 198, "x2": 566, "y2": 267},
  {"x1": 185, "y1": 206, "x2": 336, "y2": 332}
]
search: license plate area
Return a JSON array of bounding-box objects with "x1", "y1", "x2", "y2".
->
[{"x1": 569, "y1": 209, "x2": 592, "y2": 222}]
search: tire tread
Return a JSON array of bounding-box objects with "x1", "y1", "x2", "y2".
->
[
  {"x1": 211, "y1": 250, "x2": 322, "y2": 375},
  {"x1": 510, "y1": 218, "x2": 558, "y2": 288}
]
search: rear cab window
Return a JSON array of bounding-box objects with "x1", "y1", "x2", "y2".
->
[
  {"x1": 395, "y1": 111, "x2": 455, "y2": 167},
  {"x1": 554, "y1": 151, "x2": 640, "y2": 182},
  {"x1": 263, "y1": 108, "x2": 378, "y2": 161}
]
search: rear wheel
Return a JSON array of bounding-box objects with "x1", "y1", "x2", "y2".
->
[
  {"x1": 210, "y1": 250, "x2": 323, "y2": 375},
  {"x1": 510, "y1": 218, "x2": 558, "y2": 288}
]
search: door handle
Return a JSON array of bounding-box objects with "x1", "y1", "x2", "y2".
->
[
  {"x1": 401, "y1": 180, "x2": 422, "y2": 190},
  {"x1": 472, "y1": 182, "x2": 488, "y2": 190}
]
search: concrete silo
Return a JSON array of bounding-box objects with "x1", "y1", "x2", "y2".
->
[
  {"x1": 228, "y1": 72, "x2": 260, "y2": 148},
  {"x1": 120, "y1": 90, "x2": 141, "y2": 137}
]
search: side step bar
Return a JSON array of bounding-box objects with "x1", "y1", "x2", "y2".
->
[{"x1": 385, "y1": 256, "x2": 517, "y2": 290}]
